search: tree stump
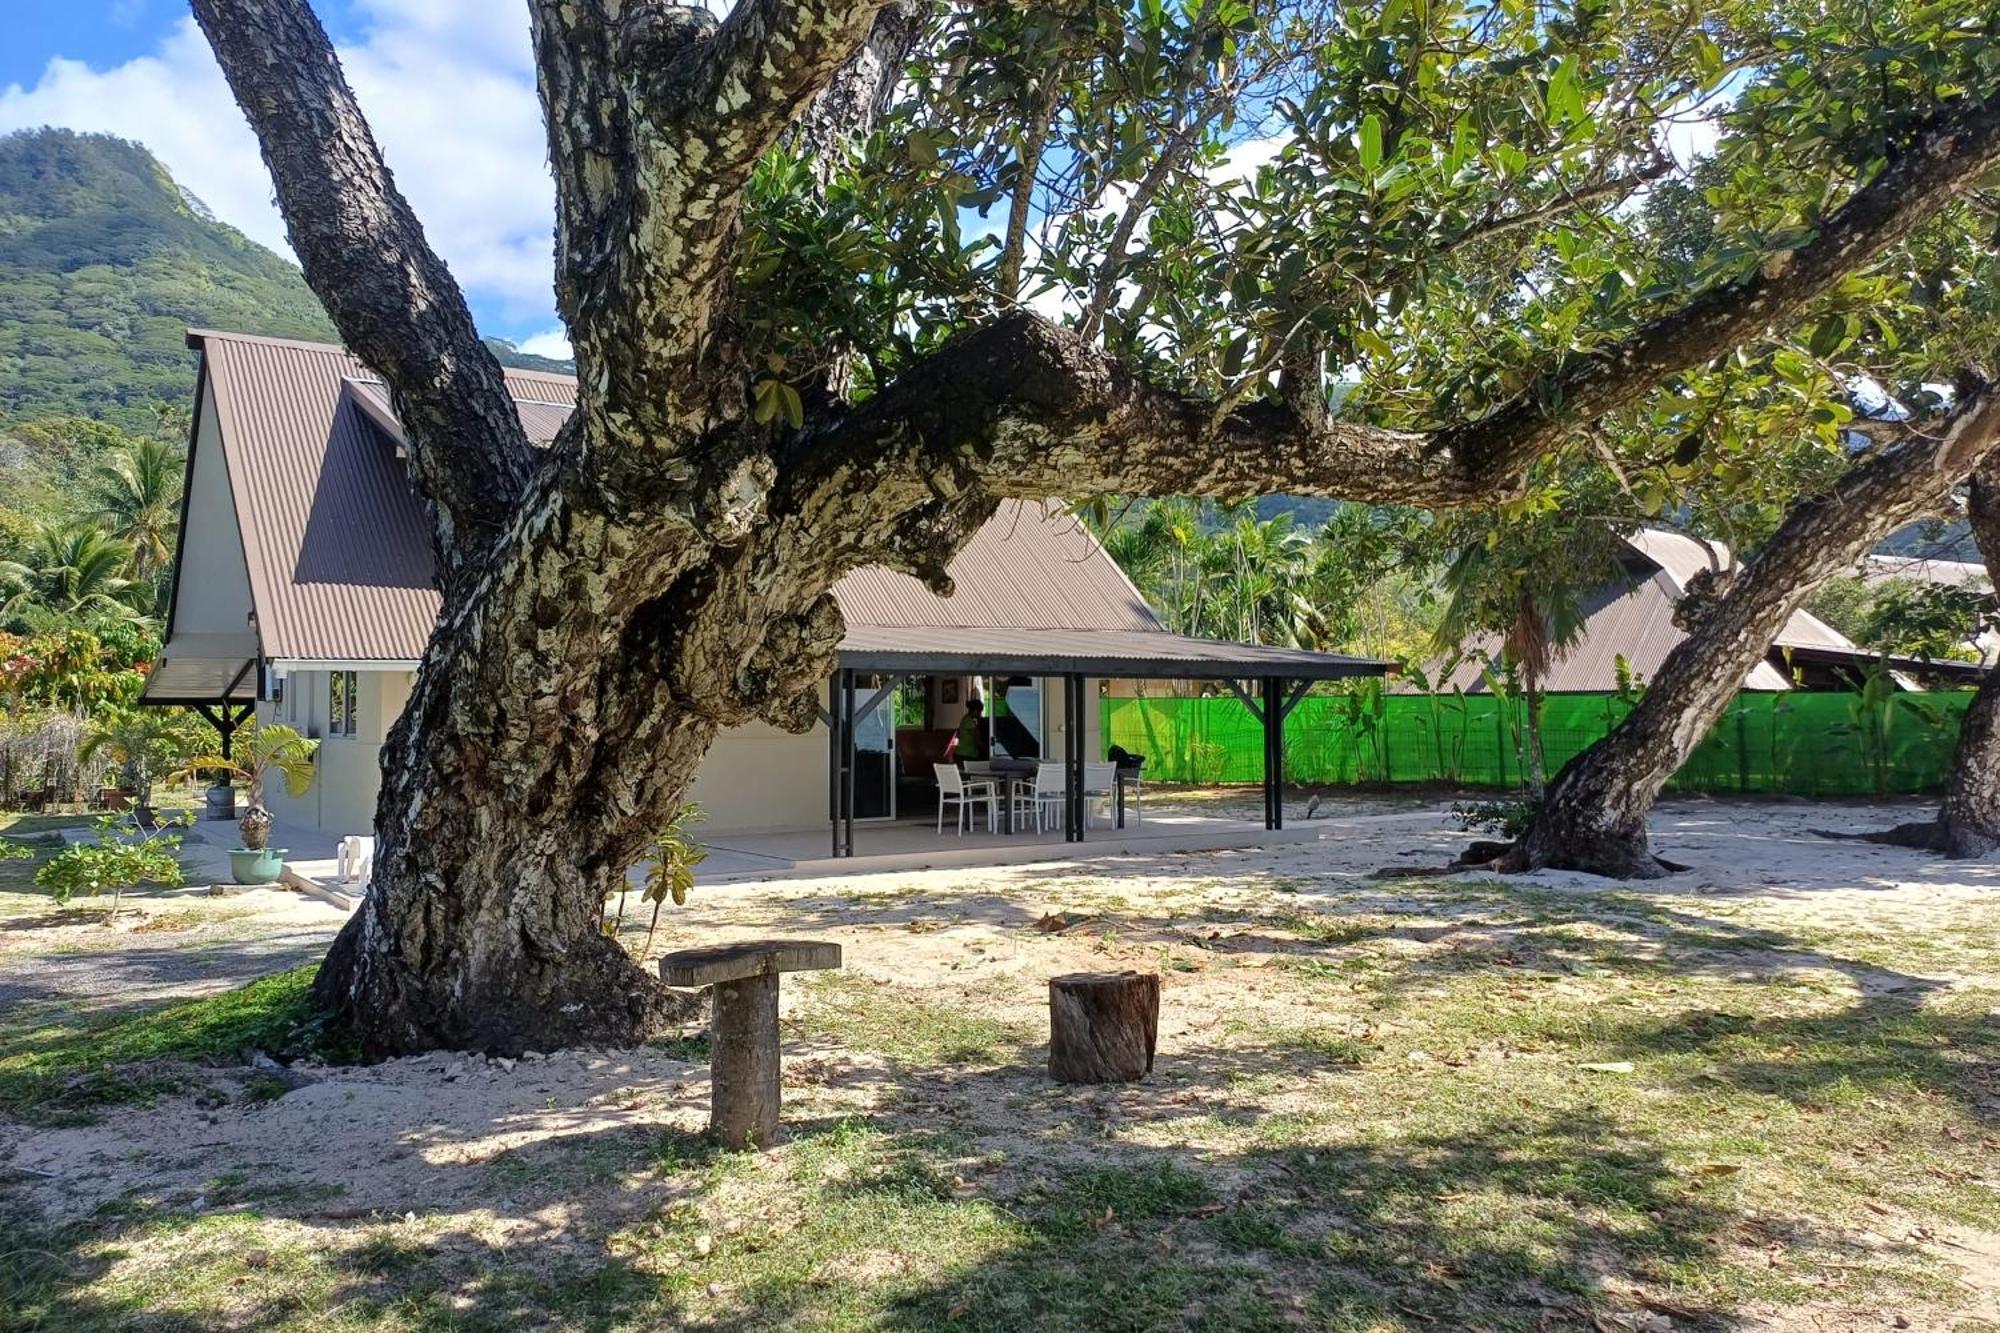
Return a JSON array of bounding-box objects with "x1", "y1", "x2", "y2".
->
[
  {"x1": 658, "y1": 940, "x2": 841, "y2": 1149},
  {"x1": 1048, "y1": 971, "x2": 1160, "y2": 1083}
]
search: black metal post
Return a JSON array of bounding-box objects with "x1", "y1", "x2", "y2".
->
[
  {"x1": 1065, "y1": 674, "x2": 1084, "y2": 842},
  {"x1": 841, "y1": 668, "x2": 857, "y2": 857},
  {"x1": 828, "y1": 673, "x2": 842, "y2": 857},
  {"x1": 1261, "y1": 677, "x2": 1278, "y2": 831},
  {"x1": 1271, "y1": 677, "x2": 1286, "y2": 830}
]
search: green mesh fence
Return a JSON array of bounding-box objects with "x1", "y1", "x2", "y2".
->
[{"x1": 1102, "y1": 690, "x2": 1974, "y2": 797}]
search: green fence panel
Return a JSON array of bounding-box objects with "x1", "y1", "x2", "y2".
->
[{"x1": 1101, "y1": 690, "x2": 1973, "y2": 796}]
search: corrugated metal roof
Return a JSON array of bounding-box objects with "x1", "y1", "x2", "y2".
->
[
  {"x1": 841, "y1": 625, "x2": 1387, "y2": 680},
  {"x1": 1438, "y1": 528, "x2": 1860, "y2": 693},
  {"x1": 833, "y1": 502, "x2": 1162, "y2": 632},
  {"x1": 180, "y1": 330, "x2": 1232, "y2": 670},
  {"x1": 1863, "y1": 553, "x2": 1991, "y2": 588}
]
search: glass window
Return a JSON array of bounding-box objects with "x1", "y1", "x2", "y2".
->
[
  {"x1": 989, "y1": 676, "x2": 1042, "y2": 759},
  {"x1": 328, "y1": 671, "x2": 359, "y2": 738}
]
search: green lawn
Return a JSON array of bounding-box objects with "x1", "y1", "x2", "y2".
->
[{"x1": 3, "y1": 854, "x2": 1998, "y2": 1331}]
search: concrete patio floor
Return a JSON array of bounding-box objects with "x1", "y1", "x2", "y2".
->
[
  {"x1": 697, "y1": 807, "x2": 1323, "y2": 880},
  {"x1": 174, "y1": 788, "x2": 1339, "y2": 903}
]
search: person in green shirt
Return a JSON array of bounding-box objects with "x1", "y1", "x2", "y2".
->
[{"x1": 955, "y1": 698, "x2": 988, "y2": 761}]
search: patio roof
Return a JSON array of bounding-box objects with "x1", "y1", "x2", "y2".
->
[
  {"x1": 839, "y1": 625, "x2": 1390, "y2": 681},
  {"x1": 141, "y1": 632, "x2": 259, "y2": 704}
]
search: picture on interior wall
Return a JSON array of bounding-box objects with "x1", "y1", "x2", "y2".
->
[{"x1": 941, "y1": 678, "x2": 960, "y2": 705}]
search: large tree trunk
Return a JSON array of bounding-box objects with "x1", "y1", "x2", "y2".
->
[
  {"x1": 188, "y1": 0, "x2": 2000, "y2": 1054},
  {"x1": 1868, "y1": 451, "x2": 2000, "y2": 857},
  {"x1": 1511, "y1": 393, "x2": 2000, "y2": 879}
]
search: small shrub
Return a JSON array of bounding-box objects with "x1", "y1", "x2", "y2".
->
[
  {"x1": 34, "y1": 812, "x2": 190, "y2": 915},
  {"x1": 1450, "y1": 797, "x2": 1538, "y2": 841}
]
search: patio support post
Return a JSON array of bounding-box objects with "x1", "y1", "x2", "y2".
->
[
  {"x1": 827, "y1": 673, "x2": 841, "y2": 856},
  {"x1": 1257, "y1": 677, "x2": 1291, "y2": 830},
  {"x1": 1066, "y1": 673, "x2": 1085, "y2": 842},
  {"x1": 841, "y1": 668, "x2": 857, "y2": 858}
]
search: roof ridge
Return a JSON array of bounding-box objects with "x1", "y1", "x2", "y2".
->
[{"x1": 189, "y1": 327, "x2": 581, "y2": 385}]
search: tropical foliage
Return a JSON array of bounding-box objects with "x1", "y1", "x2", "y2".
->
[
  {"x1": 176, "y1": 722, "x2": 319, "y2": 851},
  {"x1": 34, "y1": 811, "x2": 190, "y2": 914},
  {"x1": 1094, "y1": 500, "x2": 1446, "y2": 660}
]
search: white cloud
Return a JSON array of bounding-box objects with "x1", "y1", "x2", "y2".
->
[
  {"x1": 515, "y1": 327, "x2": 573, "y2": 360},
  {"x1": 0, "y1": 3, "x2": 558, "y2": 335}
]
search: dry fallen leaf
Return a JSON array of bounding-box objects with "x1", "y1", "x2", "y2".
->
[{"x1": 1580, "y1": 1061, "x2": 1635, "y2": 1074}]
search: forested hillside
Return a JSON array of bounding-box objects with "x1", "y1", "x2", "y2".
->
[
  {"x1": 0, "y1": 129, "x2": 336, "y2": 428},
  {"x1": 0, "y1": 127, "x2": 567, "y2": 432}
]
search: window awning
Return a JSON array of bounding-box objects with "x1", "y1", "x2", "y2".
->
[
  {"x1": 837, "y1": 626, "x2": 1392, "y2": 681},
  {"x1": 139, "y1": 633, "x2": 260, "y2": 705}
]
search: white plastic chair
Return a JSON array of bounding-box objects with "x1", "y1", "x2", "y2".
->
[
  {"x1": 935, "y1": 763, "x2": 997, "y2": 835},
  {"x1": 336, "y1": 834, "x2": 375, "y2": 885},
  {"x1": 1029, "y1": 762, "x2": 1068, "y2": 833},
  {"x1": 1083, "y1": 762, "x2": 1118, "y2": 829}
]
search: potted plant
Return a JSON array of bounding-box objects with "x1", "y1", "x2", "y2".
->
[{"x1": 177, "y1": 722, "x2": 318, "y2": 884}]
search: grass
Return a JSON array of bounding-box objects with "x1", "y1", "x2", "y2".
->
[
  {"x1": 0, "y1": 964, "x2": 350, "y2": 1125},
  {"x1": 6, "y1": 850, "x2": 2000, "y2": 1329}
]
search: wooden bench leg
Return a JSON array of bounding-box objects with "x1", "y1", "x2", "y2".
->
[{"x1": 710, "y1": 971, "x2": 781, "y2": 1149}]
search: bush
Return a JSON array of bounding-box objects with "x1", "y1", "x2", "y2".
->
[
  {"x1": 35, "y1": 812, "x2": 188, "y2": 913},
  {"x1": 1450, "y1": 797, "x2": 1539, "y2": 841}
]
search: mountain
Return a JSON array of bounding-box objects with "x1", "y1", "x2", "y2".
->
[
  {"x1": 0, "y1": 128, "x2": 568, "y2": 431},
  {"x1": 0, "y1": 128, "x2": 336, "y2": 429}
]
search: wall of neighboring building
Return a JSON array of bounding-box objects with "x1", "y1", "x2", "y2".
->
[
  {"x1": 259, "y1": 668, "x2": 412, "y2": 837},
  {"x1": 174, "y1": 380, "x2": 256, "y2": 637}
]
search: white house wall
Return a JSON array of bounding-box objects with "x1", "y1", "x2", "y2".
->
[
  {"x1": 686, "y1": 687, "x2": 833, "y2": 833},
  {"x1": 260, "y1": 668, "x2": 411, "y2": 838},
  {"x1": 173, "y1": 380, "x2": 256, "y2": 638},
  {"x1": 265, "y1": 673, "x2": 1107, "y2": 837}
]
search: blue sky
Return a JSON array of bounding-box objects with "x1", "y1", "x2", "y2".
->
[{"x1": 3, "y1": 1, "x2": 574, "y2": 356}]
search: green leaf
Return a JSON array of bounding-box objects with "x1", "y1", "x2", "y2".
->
[
  {"x1": 1220, "y1": 333, "x2": 1250, "y2": 378},
  {"x1": 777, "y1": 382, "x2": 805, "y2": 430},
  {"x1": 1357, "y1": 113, "x2": 1384, "y2": 174}
]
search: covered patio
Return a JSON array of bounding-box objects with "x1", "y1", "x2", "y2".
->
[{"x1": 820, "y1": 625, "x2": 1390, "y2": 862}]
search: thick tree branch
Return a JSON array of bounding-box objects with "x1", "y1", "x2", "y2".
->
[
  {"x1": 1438, "y1": 89, "x2": 2000, "y2": 491},
  {"x1": 601, "y1": 0, "x2": 891, "y2": 420},
  {"x1": 190, "y1": 0, "x2": 536, "y2": 583},
  {"x1": 1514, "y1": 383, "x2": 2000, "y2": 878},
  {"x1": 794, "y1": 94, "x2": 2000, "y2": 557}
]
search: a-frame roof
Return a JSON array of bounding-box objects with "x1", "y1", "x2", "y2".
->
[{"x1": 154, "y1": 328, "x2": 1387, "y2": 690}]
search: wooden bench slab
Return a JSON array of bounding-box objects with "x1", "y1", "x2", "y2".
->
[{"x1": 658, "y1": 939, "x2": 842, "y2": 989}]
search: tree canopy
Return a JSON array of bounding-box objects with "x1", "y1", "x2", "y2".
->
[{"x1": 186, "y1": 0, "x2": 2000, "y2": 1053}]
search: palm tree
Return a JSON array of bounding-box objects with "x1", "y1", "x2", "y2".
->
[
  {"x1": 177, "y1": 723, "x2": 319, "y2": 850},
  {"x1": 79, "y1": 706, "x2": 198, "y2": 821},
  {"x1": 88, "y1": 438, "x2": 183, "y2": 583},
  {"x1": 1433, "y1": 541, "x2": 1596, "y2": 798},
  {"x1": 0, "y1": 522, "x2": 145, "y2": 620}
]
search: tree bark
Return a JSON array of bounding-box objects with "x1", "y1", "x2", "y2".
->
[
  {"x1": 188, "y1": 0, "x2": 535, "y2": 587},
  {"x1": 1049, "y1": 971, "x2": 1160, "y2": 1084},
  {"x1": 188, "y1": 0, "x2": 2000, "y2": 1055},
  {"x1": 1867, "y1": 451, "x2": 2000, "y2": 857},
  {"x1": 710, "y1": 972, "x2": 782, "y2": 1149},
  {"x1": 1511, "y1": 387, "x2": 2000, "y2": 878}
]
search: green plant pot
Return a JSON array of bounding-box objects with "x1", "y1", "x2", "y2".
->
[{"x1": 228, "y1": 847, "x2": 286, "y2": 885}]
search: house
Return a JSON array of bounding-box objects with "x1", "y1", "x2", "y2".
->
[
  {"x1": 1437, "y1": 528, "x2": 1987, "y2": 694},
  {"x1": 143, "y1": 328, "x2": 1388, "y2": 850},
  {"x1": 1860, "y1": 552, "x2": 1997, "y2": 667}
]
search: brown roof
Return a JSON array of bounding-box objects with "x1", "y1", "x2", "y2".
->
[
  {"x1": 1439, "y1": 528, "x2": 1860, "y2": 694},
  {"x1": 841, "y1": 625, "x2": 1384, "y2": 680},
  {"x1": 176, "y1": 329, "x2": 1365, "y2": 678}
]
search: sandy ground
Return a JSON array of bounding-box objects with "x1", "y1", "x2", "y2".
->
[{"x1": 5, "y1": 794, "x2": 2000, "y2": 1327}]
